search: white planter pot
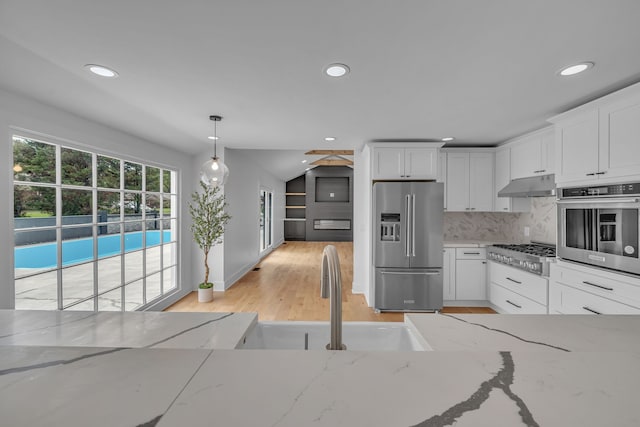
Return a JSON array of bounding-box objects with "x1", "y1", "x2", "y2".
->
[{"x1": 198, "y1": 287, "x2": 213, "y2": 303}]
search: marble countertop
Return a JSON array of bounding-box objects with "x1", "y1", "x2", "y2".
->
[
  {"x1": 444, "y1": 240, "x2": 500, "y2": 247},
  {"x1": 0, "y1": 310, "x2": 257, "y2": 349},
  {"x1": 2, "y1": 311, "x2": 640, "y2": 426}
]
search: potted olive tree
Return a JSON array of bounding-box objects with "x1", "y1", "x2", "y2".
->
[{"x1": 189, "y1": 182, "x2": 231, "y2": 302}]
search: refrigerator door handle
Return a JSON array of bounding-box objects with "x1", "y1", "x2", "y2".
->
[
  {"x1": 380, "y1": 270, "x2": 442, "y2": 276},
  {"x1": 411, "y1": 194, "x2": 416, "y2": 256},
  {"x1": 404, "y1": 194, "x2": 411, "y2": 256}
]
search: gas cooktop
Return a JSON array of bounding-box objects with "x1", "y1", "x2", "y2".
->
[
  {"x1": 487, "y1": 243, "x2": 556, "y2": 276},
  {"x1": 490, "y1": 243, "x2": 556, "y2": 258}
]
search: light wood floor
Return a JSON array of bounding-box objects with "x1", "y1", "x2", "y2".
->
[{"x1": 165, "y1": 241, "x2": 495, "y2": 321}]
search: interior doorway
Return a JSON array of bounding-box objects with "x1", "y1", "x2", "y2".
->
[{"x1": 259, "y1": 188, "x2": 274, "y2": 253}]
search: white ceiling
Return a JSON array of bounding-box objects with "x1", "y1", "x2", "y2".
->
[{"x1": 1, "y1": 1, "x2": 640, "y2": 169}]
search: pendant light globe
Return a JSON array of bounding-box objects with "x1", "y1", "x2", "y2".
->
[
  {"x1": 199, "y1": 115, "x2": 229, "y2": 187},
  {"x1": 200, "y1": 156, "x2": 229, "y2": 187}
]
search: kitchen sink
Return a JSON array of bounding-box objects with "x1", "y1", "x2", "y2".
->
[{"x1": 238, "y1": 321, "x2": 429, "y2": 351}]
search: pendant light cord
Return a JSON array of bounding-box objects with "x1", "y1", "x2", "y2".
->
[{"x1": 213, "y1": 119, "x2": 217, "y2": 158}]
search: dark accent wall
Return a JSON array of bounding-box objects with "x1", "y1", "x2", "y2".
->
[{"x1": 305, "y1": 166, "x2": 353, "y2": 241}]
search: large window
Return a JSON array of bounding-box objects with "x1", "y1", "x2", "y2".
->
[{"x1": 13, "y1": 136, "x2": 178, "y2": 311}]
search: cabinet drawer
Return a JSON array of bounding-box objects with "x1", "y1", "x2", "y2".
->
[
  {"x1": 455, "y1": 248, "x2": 486, "y2": 260},
  {"x1": 489, "y1": 261, "x2": 547, "y2": 305},
  {"x1": 549, "y1": 281, "x2": 640, "y2": 315},
  {"x1": 550, "y1": 263, "x2": 640, "y2": 308},
  {"x1": 489, "y1": 283, "x2": 547, "y2": 314}
]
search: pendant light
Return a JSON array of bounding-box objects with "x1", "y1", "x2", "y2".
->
[{"x1": 200, "y1": 115, "x2": 229, "y2": 187}]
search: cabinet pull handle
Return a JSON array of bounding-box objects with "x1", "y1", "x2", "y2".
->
[
  {"x1": 583, "y1": 306, "x2": 602, "y2": 315},
  {"x1": 582, "y1": 281, "x2": 614, "y2": 291},
  {"x1": 595, "y1": 171, "x2": 606, "y2": 175},
  {"x1": 533, "y1": 169, "x2": 545, "y2": 173},
  {"x1": 506, "y1": 299, "x2": 522, "y2": 309},
  {"x1": 463, "y1": 252, "x2": 480, "y2": 255},
  {"x1": 503, "y1": 208, "x2": 509, "y2": 211},
  {"x1": 586, "y1": 172, "x2": 596, "y2": 176},
  {"x1": 506, "y1": 277, "x2": 522, "y2": 284}
]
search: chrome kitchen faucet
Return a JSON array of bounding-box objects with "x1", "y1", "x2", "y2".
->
[{"x1": 320, "y1": 245, "x2": 346, "y2": 350}]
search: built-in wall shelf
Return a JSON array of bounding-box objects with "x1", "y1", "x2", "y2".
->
[{"x1": 285, "y1": 174, "x2": 307, "y2": 240}]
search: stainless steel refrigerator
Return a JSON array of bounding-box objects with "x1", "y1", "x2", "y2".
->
[{"x1": 373, "y1": 181, "x2": 444, "y2": 311}]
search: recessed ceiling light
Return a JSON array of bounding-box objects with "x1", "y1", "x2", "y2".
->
[
  {"x1": 324, "y1": 63, "x2": 350, "y2": 77},
  {"x1": 84, "y1": 64, "x2": 119, "y2": 78},
  {"x1": 324, "y1": 137, "x2": 336, "y2": 142},
  {"x1": 301, "y1": 160, "x2": 308, "y2": 164},
  {"x1": 207, "y1": 136, "x2": 219, "y2": 140},
  {"x1": 442, "y1": 137, "x2": 454, "y2": 142},
  {"x1": 558, "y1": 62, "x2": 594, "y2": 76}
]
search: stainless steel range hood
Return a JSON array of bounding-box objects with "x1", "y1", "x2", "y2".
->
[{"x1": 498, "y1": 174, "x2": 556, "y2": 198}]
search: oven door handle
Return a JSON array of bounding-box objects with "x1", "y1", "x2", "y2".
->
[{"x1": 556, "y1": 198, "x2": 640, "y2": 205}]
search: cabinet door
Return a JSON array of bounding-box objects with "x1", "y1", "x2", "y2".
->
[
  {"x1": 549, "y1": 281, "x2": 640, "y2": 314},
  {"x1": 468, "y1": 153, "x2": 494, "y2": 211},
  {"x1": 455, "y1": 259, "x2": 486, "y2": 300},
  {"x1": 555, "y1": 110, "x2": 599, "y2": 184},
  {"x1": 438, "y1": 151, "x2": 447, "y2": 209},
  {"x1": 372, "y1": 148, "x2": 404, "y2": 179},
  {"x1": 445, "y1": 153, "x2": 469, "y2": 211},
  {"x1": 494, "y1": 148, "x2": 511, "y2": 212},
  {"x1": 442, "y1": 248, "x2": 456, "y2": 300},
  {"x1": 540, "y1": 128, "x2": 555, "y2": 175},
  {"x1": 510, "y1": 137, "x2": 542, "y2": 180},
  {"x1": 404, "y1": 148, "x2": 438, "y2": 179},
  {"x1": 599, "y1": 93, "x2": 640, "y2": 181}
]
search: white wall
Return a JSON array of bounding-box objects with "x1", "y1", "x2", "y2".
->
[
  {"x1": 218, "y1": 148, "x2": 285, "y2": 290},
  {"x1": 0, "y1": 88, "x2": 196, "y2": 310},
  {"x1": 352, "y1": 145, "x2": 372, "y2": 304}
]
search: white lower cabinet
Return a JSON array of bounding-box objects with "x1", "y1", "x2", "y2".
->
[
  {"x1": 442, "y1": 248, "x2": 456, "y2": 300},
  {"x1": 488, "y1": 261, "x2": 548, "y2": 314},
  {"x1": 489, "y1": 283, "x2": 547, "y2": 314},
  {"x1": 443, "y1": 247, "x2": 487, "y2": 302},
  {"x1": 549, "y1": 262, "x2": 640, "y2": 314},
  {"x1": 455, "y1": 248, "x2": 487, "y2": 300}
]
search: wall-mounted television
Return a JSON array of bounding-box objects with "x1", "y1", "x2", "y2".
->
[{"x1": 315, "y1": 177, "x2": 349, "y2": 202}]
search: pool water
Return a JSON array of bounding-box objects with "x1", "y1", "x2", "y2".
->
[{"x1": 14, "y1": 230, "x2": 172, "y2": 268}]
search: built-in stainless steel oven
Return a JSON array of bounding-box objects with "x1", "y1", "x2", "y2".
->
[{"x1": 557, "y1": 182, "x2": 640, "y2": 275}]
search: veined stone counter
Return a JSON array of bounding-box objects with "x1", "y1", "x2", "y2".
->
[
  {"x1": 406, "y1": 313, "x2": 640, "y2": 352},
  {"x1": 444, "y1": 240, "x2": 500, "y2": 248},
  {"x1": 2, "y1": 312, "x2": 640, "y2": 426},
  {"x1": 0, "y1": 309, "x2": 257, "y2": 349}
]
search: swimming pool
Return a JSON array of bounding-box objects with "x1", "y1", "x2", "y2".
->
[{"x1": 14, "y1": 230, "x2": 173, "y2": 269}]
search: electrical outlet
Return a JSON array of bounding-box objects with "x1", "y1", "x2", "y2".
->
[
  {"x1": 329, "y1": 192, "x2": 335, "y2": 198},
  {"x1": 524, "y1": 226, "x2": 530, "y2": 237}
]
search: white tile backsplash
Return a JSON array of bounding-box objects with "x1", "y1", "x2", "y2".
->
[{"x1": 444, "y1": 197, "x2": 556, "y2": 244}]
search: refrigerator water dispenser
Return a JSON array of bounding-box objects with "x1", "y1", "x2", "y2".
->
[{"x1": 380, "y1": 213, "x2": 400, "y2": 242}]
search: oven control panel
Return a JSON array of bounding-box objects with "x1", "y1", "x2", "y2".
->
[{"x1": 561, "y1": 182, "x2": 640, "y2": 198}]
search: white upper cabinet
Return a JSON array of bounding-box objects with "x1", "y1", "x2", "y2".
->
[
  {"x1": 469, "y1": 153, "x2": 495, "y2": 212},
  {"x1": 509, "y1": 127, "x2": 555, "y2": 180},
  {"x1": 494, "y1": 147, "x2": 530, "y2": 212},
  {"x1": 599, "y1": 92, "x2": 640, "y2": 181},
  {"x1": 372, "y1": 146, "x2": 438, "y2": 180},
  {"x1": 553, "y1": 110, "x2": 600, "y2": 184},
  {"x1": 445, "y1": 151, "x2": 494, "y2": 212},
  {"x1": 551, "y1": 82, "x2": 640, "y2": 185}
]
